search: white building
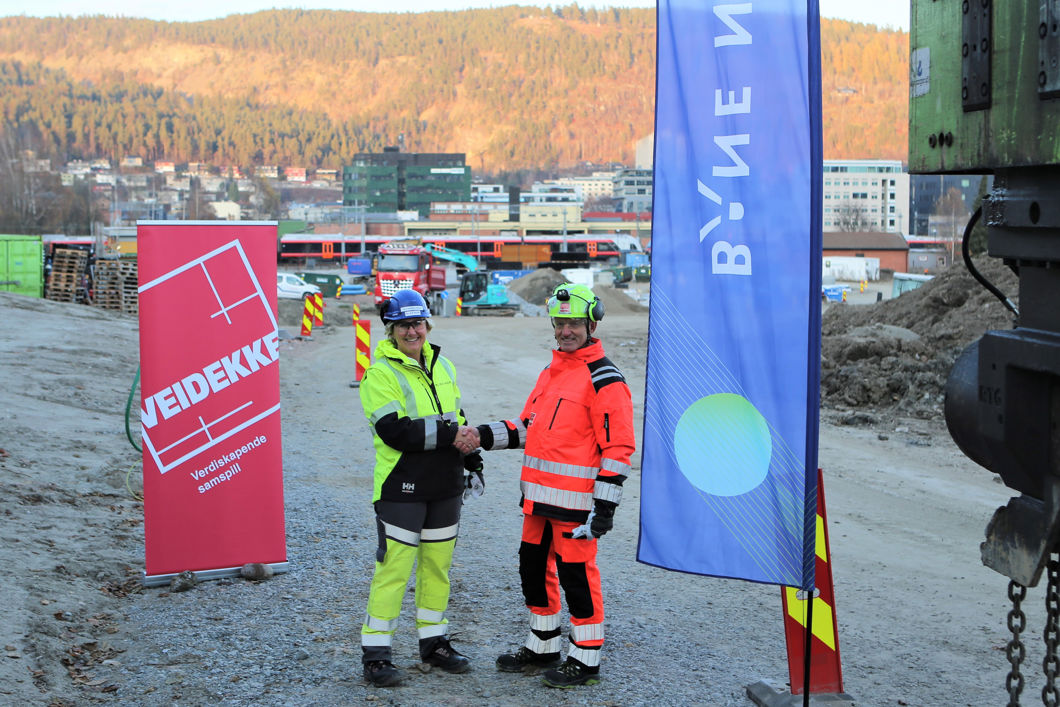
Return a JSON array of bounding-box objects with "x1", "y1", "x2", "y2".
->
[
  {"x1": 524, "y1": 183, "x2": 580, "y2": 205},
  {"x1": 551, "y1": 173, "x2": 617, "y2": 201},
  {"x1": 823, "y1": 159, "x2": 909, "y2": 234},
  {"x1": 471, "y1": 183, "x2": 508, "y2": 203},
  {"x1": 613, "y1": 168, "x2": 653, "y2": 213},
  {"x1": 209, "y1": 201, "x2": 242, "y2": 220}
]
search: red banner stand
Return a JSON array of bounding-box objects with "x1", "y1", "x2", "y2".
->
[
  {"x1": 746, "y1": 468, "x2": 855, "y2": 706},
  {"x1": 137, "y1": 221, "x2": 287, "y2": 587}
]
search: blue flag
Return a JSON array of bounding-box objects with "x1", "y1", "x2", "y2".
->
[{"x1": 637, "y1": 0, "x2": 822, "y2": 589}]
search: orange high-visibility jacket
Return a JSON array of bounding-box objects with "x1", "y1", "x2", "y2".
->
[{"x1": 484, "y1": 338, "x2": 635, "y2": 523}]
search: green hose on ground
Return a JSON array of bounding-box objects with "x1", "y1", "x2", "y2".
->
[
  {"x1": 124, "y1": 366, "x2": 144, "y2": 501},
  {"x1": 125, "y1": 366, "x2": 142, "y2": 453}
]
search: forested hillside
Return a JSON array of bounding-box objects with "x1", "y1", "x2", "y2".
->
[{"x1": 0, "y1": 9, "x2": 906, "y2": 173}]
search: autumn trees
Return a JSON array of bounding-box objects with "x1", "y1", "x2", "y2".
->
[{"x1": 0, "y1": 10, "x2": 906, "y2": 176}]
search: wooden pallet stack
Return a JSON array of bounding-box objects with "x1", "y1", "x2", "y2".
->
[
  {"x1": 93, "y1": 259, "x2": 139, "y2": 315},
  {"x1": 45, "y1": 248, "x2": 89, "y2": 303}
]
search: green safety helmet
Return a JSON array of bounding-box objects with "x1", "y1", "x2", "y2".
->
[{"x1": 547, "y1": 283, "x2": 604, "y2": 322}]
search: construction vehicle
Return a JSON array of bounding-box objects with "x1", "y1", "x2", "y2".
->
[
  {"x1": 423, "y1": 243, "x2": 479, "y2": 272},
  {"x1": 457, "y1": 271, "x2": 519, "y2": 316},
  {"x1": 910, "y1": 0, "x2": 1060, "y2": 690},
  {"x1": 372, "y1": 239, "x2": 517, "y2": 315},
  {"x1": 423, "y1": 243, "x2": 518, "y2": 314},
  {"x1": 371, "y1": 239, "x2": 448, "y2": 313}
]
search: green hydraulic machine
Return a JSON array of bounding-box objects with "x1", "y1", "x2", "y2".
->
[{"x1": 911, "y1": 0, "x2": 1060, "y2": 702}]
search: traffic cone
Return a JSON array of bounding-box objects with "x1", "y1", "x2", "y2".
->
[
  {"x1": 748, "y1": 469, "x2": 852, "y2": 704},
  {"x1": 782, "y1": 468, "x2": 845, "y2": 695}
]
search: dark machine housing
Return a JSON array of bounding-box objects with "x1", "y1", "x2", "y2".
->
[{"x1": 910, "y1": 0, "x2": 1060, "y2": 587}]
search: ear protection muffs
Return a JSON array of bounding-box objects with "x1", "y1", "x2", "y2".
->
[
  {"x1": 379, "y1": 298, "x2": 391, "y2": 324},
  {"x1": 553, "y1": 287, "x2": 605, "y2": 322}
]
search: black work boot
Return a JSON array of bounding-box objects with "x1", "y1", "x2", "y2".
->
[
  {"x1": 420, "y1": 636, "x2": 470, "y2": 674},
  {"x1": 363, "y1": 660, "x2": 402, "y2": 687},
  {"x1": 542, "y1": 657, "x2": 600, "y2": 688},
  {"x1": 496, "y1": 646, "x2": 562, "y2": 673}
]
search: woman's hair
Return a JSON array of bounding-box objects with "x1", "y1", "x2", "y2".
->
[{"x1": 385, "y1": 318, "x2": 433, "y2": 341}]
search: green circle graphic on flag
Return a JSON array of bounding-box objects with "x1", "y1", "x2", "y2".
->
[{"x1": 673, "y1": 393, "x2": 771, "y2": 496}]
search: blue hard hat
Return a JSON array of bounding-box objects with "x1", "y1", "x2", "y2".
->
[{"x1": 380, "y1": 289, "x2": 431, "y2": 323}]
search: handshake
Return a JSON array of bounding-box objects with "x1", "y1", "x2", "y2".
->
[{"x1": 453, "y1": 425, "x2": 480, "y2": 454}]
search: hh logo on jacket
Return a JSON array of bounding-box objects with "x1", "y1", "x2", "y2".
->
[{"x1": 402, "y1": 482, "x2": 415, "y2": 493}]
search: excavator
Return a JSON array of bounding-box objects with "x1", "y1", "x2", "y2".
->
[
  {"x1": 371, "y1": 239, "x2": 519, "y2": 316},
  {"x1": 422, "y1": 244, "x2": 519, "y2": 316}
]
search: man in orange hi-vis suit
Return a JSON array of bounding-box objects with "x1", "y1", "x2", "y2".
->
[{"x1": 473, "y1": 282, "x2": 635, "y2": 689}]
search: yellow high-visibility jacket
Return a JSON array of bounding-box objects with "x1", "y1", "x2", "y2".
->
[{"x1": 359, "y1": 338, "x2": 469, "y2": 503}]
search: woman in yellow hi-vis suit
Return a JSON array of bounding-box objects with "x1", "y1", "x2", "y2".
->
[{"x1": 357, "y1": 289, "x2": 484, "y2": 687}]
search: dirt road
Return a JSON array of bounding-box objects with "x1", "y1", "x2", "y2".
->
[{"x1": 0, "y1": 293, "x2": 1038, "y2": 705}]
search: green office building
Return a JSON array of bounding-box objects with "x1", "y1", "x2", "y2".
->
[{"x1": 343, "y1": 148, "x2": 471, "y2": 218}]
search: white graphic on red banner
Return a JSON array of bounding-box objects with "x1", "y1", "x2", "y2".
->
[{"x1": 138, "y1": 240, "x2": 279, "y2": 473}]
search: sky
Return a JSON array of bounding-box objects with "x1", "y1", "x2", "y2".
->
[{"x1": 0, "y1": 0, "x2": 910, "y2": 31}]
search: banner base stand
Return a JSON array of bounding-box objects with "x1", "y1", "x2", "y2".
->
[
  {"x1": 142, "y1": 561, "x2": 289, "y2": 588},
  {"x1": 745, "y1": 680, "x2": 856, "y2": 706}
]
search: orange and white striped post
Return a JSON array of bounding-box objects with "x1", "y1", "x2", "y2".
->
[
  {"x1": 780, "y1": 468, "x2": 845, "y2": 696},
  {"x1": 312, "y1": 293, "x2": 324, "y2": 327},
  {"x1": 455, "y1": 297, "x2": 462, "y2": 317},
  {"x1": 300, "y1": 297, "x2": 314, "y2": 338}
]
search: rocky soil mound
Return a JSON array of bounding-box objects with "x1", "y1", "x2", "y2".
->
[{"x1": 821, "y1": 256, "x2": 1019, "y2": 422}]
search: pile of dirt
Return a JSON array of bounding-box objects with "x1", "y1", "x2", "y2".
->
[
  {"x1": 507, "y1": 268, "x2": 648, "y2": 315},
  {"x1": 507, "y1": 268, "x2": 568, "y2": 306},
  {"x1": 821, "y1": 256, "x2": 1019, "y2": 421}
]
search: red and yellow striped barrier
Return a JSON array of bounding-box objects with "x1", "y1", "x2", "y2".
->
[
  {"x1": 455, "y1": 297, "x2": 462, "y2": 317},
  {"x1": 354, "y1": 319, "x2": 371, "y2": 384},
  {"x1": 300, "y1": 297, "x2": 314, "y2": 337},
  {"x1": 311, "y1": 293, "x2": 324, "y2": 327},
  {"x1": 781, "y1": 468, "x2": 844, "y2": 695}
]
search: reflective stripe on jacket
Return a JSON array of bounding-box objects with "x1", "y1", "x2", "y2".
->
[
  {"x1": 517, "y1": 338, "x2": 635, "y2": 522},
  {"x1": 359, "y1": 338, "x2": 466, "y2": 502}
]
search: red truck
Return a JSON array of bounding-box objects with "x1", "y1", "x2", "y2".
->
[{"x1": 372, "y1": 240, "x2": 447, "y2": 313}]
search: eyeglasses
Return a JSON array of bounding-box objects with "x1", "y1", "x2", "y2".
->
[
  {"x1": 552, "y1": 319, "x2": 586, "y2": 331},
  {"x1": 395, "y1": 319, "x2": 427, "y2": 331}
]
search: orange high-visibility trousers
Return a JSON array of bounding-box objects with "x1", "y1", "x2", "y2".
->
[{"x1": 516, "y1": 514, "x2": 604, "y2": 666}]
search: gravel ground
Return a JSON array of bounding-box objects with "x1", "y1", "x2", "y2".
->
[{"x1": 0, "y1": 292, "x2": 1030, "y2": 706}]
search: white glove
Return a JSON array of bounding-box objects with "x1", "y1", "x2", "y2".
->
[
  {"x1": 571, "y1": 509, "x2": 595, "y2": 539},
  {"x1": 463, "y1": 470, "x2": 484, "y2": 501}
]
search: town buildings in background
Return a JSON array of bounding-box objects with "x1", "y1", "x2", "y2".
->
[
  {"x1": 822, "y1": 159, "x2": 910, "y2": 234},
  {"x1": 30, "y1": 133, "x2": 984, "y2": 272},
  {"x1": 341, "y1": 148, "x2": 471, "y2": 218}
]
